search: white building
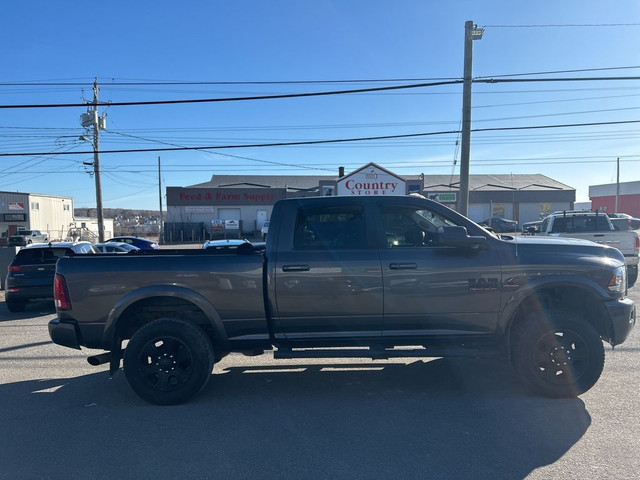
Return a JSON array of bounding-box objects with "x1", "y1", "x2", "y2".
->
[
  {"x1": 0, "y1": 190, "x2": 113, "y2": 244},
  {"x1": 0, "y1": 191, "x2": 74, "y2": 242}
]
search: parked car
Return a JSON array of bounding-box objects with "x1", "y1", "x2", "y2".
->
[
  {"x1": 106, "y1": 236, "x2": 159, "y2": 250},
  {"x1": 260, "y1": 221, "x2": 269, "y2": 240},
  {"x1": 202, "y1": 239, "x2": 265, "y2": 253},
  {"x1": 521, "y1": 220, "x2": 543, "y2": 234},
  {"x1": 5, "y1": 241, "x2": 98, "y2": 312},
  {"x1": 94, "y1": 242, "x2": 140, "y2": 253},
  {"x1": 607, "y1": 214, "x2": 640, "y2": 231},
  {"x1": 481, "y1": 217, "x2": 519, "y2": 233},
  {"x1": 7, "y1": 230, "x2": 48, "y2": 247}
]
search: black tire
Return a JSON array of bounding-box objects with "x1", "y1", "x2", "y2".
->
[
  {"x1": 514, "y1": 311, "x2": 604, "y2": 398},
  {"x1": 628, "y1": 266, "x2": 637, "y2": 288},
  {"x1": 6, "y1": 300, "x2": 26, "y2": 313},
  {"x1": 123, "y1": 318, "x2": 214, "y2": 405}
]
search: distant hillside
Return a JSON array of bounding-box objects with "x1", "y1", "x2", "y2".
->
[{"x1": 74, "y1": 208, "x2": 161, "y2": 219}]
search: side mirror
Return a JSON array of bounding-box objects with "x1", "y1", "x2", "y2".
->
[{"x1": 437, "y1": 226, "x2": 487, "y2": 249}]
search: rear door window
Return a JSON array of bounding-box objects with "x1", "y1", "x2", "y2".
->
[{"x1": 293, "y1": 205, "x2": 366, "y2": 250}]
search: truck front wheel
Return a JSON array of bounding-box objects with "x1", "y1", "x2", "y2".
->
[
  {"x1": 514, "y1": 311, "x2": 604, "y2": 398},
  {"x1": 123, "y1": 318, "x2": 214, "y2": 405}
]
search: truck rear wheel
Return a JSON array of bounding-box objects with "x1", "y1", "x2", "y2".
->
[
  {"x1": 514, "y1": 311, "x2": 604, "y2": 398},
  {"x1": 123, "y1": 318, "x2": 214, "y2": 405}
]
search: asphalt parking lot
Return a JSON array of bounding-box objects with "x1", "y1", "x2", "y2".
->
[{"x1": 0, "y1": 286, "x2": 638, "y2": 479}]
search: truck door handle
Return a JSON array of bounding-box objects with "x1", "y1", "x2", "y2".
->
[
  {"x1": 282, "y1": 264, "x2": 311, "y2": 272},
  {"x1": 389, "y1": 263, "x2": 417, "y2": 270}
]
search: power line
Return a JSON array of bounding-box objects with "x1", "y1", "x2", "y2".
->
[
  {"x1": 484, "y1": 23, "x2": 640, "y2": 28},
  {"x1": 108, "y1": 130, "x2": 333, "y2": 172},
  {"x1": 1, "y1": 75, "x2": 640, "y2": 109},
  {"x1": 475, "y1": 66, "x2": 640, "y2": 79},
  {"x1": 0, "y1": 119, "x2": 638, "y2": 157},
  {"x1": 1, "y1": 66, "x2": 639, "y2": 86},
  {"x1": 0, "y1": 80, "x2": 462, "y2": 109},
  {"x1": 0, "y1": 77, "x2": 459, "y2": 87}
]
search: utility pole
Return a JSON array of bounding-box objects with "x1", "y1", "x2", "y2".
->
[
  {"x1": 158, "y1": 156, "x2": 163, "y2": 244},
  {"x1": 615, "y1": 157, "x2": 620, "y2": 212},
  {"x1": 92, "y1": 78, "x2": 105, "y2": 242},
  {"x1": 458, "y1": 20, "x2": 483, "y2": 216}
]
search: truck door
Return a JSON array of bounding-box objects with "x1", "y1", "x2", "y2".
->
[
  {"x1": 272, "y1": 202, "x2": 383, "y2": 341},
  {"x1": 378, "y1": 203, "x2": 501, "y2": 339}
]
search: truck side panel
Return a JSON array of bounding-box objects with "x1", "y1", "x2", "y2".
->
[{"x1": 55, "y1": 253, "x2": 267, "y2": 349}]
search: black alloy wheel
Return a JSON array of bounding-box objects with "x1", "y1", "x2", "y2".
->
[
  {"x1": 124, "y1": 318, "x2": 214, "y2": 405},
  {"x1": 515, "y1": 311, "x2": 604, "y2": 398}
]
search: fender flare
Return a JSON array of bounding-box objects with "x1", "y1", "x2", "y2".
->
[
  {"x1": 499, "y1": 274, "x2": 611, "y2": 342},
  {"x1": 101, "y1": 284, "x2": 229, "y2": 351}
]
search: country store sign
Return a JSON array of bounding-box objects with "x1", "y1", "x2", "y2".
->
[{"x1": 336, "y1": 163, "x2": 406, "y2": 196}]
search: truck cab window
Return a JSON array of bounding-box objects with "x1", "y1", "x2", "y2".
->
[
  {"x1": 382, "y1": 205, "x2": 457, "y2": 248},
  {"x1": 294, "y1": 205, "x2": 366, "y2": 250}
]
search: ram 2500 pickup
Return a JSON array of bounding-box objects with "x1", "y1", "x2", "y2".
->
[{"x1": 49, "y1": 196, "x2": 636, "y2": 405}]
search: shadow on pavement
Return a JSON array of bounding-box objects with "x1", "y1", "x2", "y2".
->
[
  {"x1": 0, "y1": 299, "x2": 55, "y2": 321},
  {"x1": 0, "y1": 356, "x2": 590, "y2": 480}
]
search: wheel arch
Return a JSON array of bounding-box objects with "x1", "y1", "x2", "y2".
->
[
  {"x1": 102, "y1": 285, "x2": 229, "y2": 352},
  {"x1": 502, "y1": 278, "x2": 613, "y2": 362}
]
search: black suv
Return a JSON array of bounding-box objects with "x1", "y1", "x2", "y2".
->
[{"x1": 5, "y1": 242, "x2": 98, "y2": 312}]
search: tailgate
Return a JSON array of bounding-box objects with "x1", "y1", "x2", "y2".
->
[{"x1": 9, "y1": 262, "x2": 56, "y2": 288}]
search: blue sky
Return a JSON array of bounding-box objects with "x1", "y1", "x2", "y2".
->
[{"x1": 1, "y1": 1, "x2": 639, "y2": 210}]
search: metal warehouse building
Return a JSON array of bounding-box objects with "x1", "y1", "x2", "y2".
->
[
  {"x1": 590, "y1": 180, "x2": 640, "y2": 217},
  {"x1": 165, "y1": 163, "x2": 576, "y2": 241}
]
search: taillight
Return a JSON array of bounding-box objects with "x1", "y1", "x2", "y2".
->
[
  {"x1": 54, "y1": 273, "x2": 71, "y2": 310},
  {"x1": 8, "y1": 265, "x2": 21, "y2": 273},
  {"x1": 635, "y1": 235, "x2": 640, "y2": 253}
]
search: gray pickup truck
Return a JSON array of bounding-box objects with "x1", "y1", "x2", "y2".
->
[
  {"x1": 49, "y1": 196, "x2": 636, "y2": 405},
  {"x1": 7, "y1": 229, "x2": 48, "y2": 247}
]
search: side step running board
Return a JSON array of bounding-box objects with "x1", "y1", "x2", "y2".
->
[{"x1": 274, "y1": 347, "x2": 500, "y2": 360}]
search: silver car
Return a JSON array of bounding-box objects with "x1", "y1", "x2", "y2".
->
[{"x1": 94, "y1": 242, "x2": 140, "y2": 253}]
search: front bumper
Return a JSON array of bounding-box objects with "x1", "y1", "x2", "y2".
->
[{"x1": 605, "y1": 297, "x2": 636, "y2": 346}]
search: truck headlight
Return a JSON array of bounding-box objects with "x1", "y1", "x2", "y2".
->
[{"x1": 607, "y1": 266, "x2": 626, "y2": 293}]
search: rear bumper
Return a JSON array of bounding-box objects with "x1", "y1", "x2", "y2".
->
[
  {"x1": 6, "y1": 285, "x2": 53, "y2": 302},
  {"x1": 48, "y1": 318, "x2": 81, "y2": 350},
  {"x1": 605, "y1": 297, "x2": 636, "y2": 346}
]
